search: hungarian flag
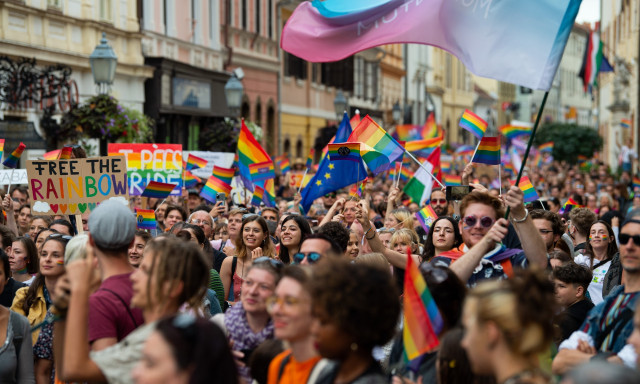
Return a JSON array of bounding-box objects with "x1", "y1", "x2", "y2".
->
[
  {"x1": 403, "y1": 161, "x2": 434, "y2": 206},
  {"x1": 579, "y1": 28, "x2": 614, "y2": 93}
]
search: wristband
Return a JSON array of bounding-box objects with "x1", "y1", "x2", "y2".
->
[{"x1": 510, "y1": 208, "x2": 529, "y2": 223}]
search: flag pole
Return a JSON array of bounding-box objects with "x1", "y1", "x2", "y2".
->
[
  {"x1": 395, "y1": 159, "x2": 403, "y2": 189},
  {"x1": 505, "y1": 91, "x2": 549, "y2": 219},
  {"x1": 470, "y1": 140, "x2": 481, "y2": 162},
  {"x1": 498, "y1": 165, "x2": 502, "y2": 196},
  {"x1": 405, "y1": 150, "x2": 445, "y2": 189},
  {"x1": 297, "y1": 168, "x2": 309, "y2": 194}
]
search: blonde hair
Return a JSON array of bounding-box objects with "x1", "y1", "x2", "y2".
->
[
  {"x1": 390, "y1": 228, "x2": 420, "y2": 253},
  {"x1": 64, "y1": 234, "x2": 89, "y2": 265},
  {"x1": 355, "y1": 252, "x2": 390, "y2": 273},
  {"x1": 390, "y1": 209, "x2": 415, "y2": 230}
]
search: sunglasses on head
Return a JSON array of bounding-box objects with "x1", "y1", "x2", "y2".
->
[
  {"x1": 46, "y1": 233, "x2": 73, "y2": 241},
  {"x1": 293, "y1": 252, "x2": 322, "y2": 264},
  {"x1": 463, "y1": 215, "x2": 495, "y2": 229},
  {"x1": 253, "y1": 256, "x2": 284, "y2": 270},
  {"x1": 619, "y1": 233, "x2": 640, "y2": 246},
  {"x1": 431, "y1": 199, "x2": 447, "y2": 205}
]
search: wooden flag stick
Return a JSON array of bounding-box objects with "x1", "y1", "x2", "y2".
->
[{"x1": 75, "y1": 214, "x2": 84, "y2": 234}]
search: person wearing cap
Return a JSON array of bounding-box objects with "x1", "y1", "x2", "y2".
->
[
  {"x1": 85, "y1": 200, "x2": 144, "y2": 351},
  {"x1": 186, "y1": 189, "x2": 203, "y2": 214}
]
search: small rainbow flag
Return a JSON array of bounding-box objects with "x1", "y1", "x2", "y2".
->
[
  {"x1": 404, "y1": 137, "x2": 443, "y2": 153},
  {"x1": 43, "y1": 149, "x2": 60, "y2": 160},
  {"x1": 443, "y1": 174, "x2": 462, "y2": 186},
  {"x1": 306, "y1": 149, "x2": 315, "y2": 168},
  {"x1": 249, "y1": 161, "x2": 275, "y2": 183},
  {"x1": 136, "y1": 209, "x2": 157, "y2": 230},
  {"x1": 328, "y1": 142, "x2": 361, "y2": 162},
  {"x1": 348, "y1": 115, "x2": 404, "y2": 174},
  {"x1": 403, "y1": 250, "x2": 443, "y2": 361},
  {"x1": 183, "y1": 170, "x2": 202, "y2": 188},
  {"x1": 251, "y1": 185, "x2": 265, "y2": 206},
  {"x1": 538, "y1": 142, "x2": 553, "y2": 153},
  {"x1": 212, "y1": 166, "x2": 234, "y2": 185},
  {"x1": 200, "y1": 176, "x2": 232, "y2": 203},
  {"x1": 59, "y1": 145, "x2": 73, "y2": 160},
  {"x1": 185, "y1": 154, "x2": 208, "y2": 171},
  {"x1": 472, "y1": 137, "x2": 501, "y2": 165},
  {"x1": 279, "y1": 157, "x2": 291, "y2": 174},
  {"x1": 0, "y1": 139, "x2": 4, "y2": 160},
  {"x1": 459, "y1": 109, "x2": 487, "y2": 140},
  {"x1": 500, "y1": 124, "x2": 531, "y2": 140},
  {"x1": 560, "y1": 197, "x2": 580, "y2": 215},
  {"x1": 621, "y1": 119, "x2": 632, "y2": 129},
  {"x1": 142, "y1": 181, "x2": 177, "y2": 199},
  {"x1": 399, "y1": 167, "x2": 414, "y2": 183},
  {"x1": 358, "y1": 177, "x2": 368, "y2": 197},
  {"x1": 415, "y1": 205, "x2": 438, "y2": 232},
  {"x1": 504, "y1": 162, "x2": 516, "y2": 176},
  {"x1": 632, "y1": 177, "x2": 640, "y2": 190},
  {"x1": 517, "y1": 176, "x2": 538, "y2": 203},
  {"x1": 441, "y1": 161, "x2": 451, "y2": 174},
  {"x1": 2, "y1": 142, "x2": 25, "y2": 169},
  {"x1": 263, "y1": 178, "x2": 277, "y2": 207},
  {"x1": 395, "y1": 124, "x2": 422, "y2": 141}
]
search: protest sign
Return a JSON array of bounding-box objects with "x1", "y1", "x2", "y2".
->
[
  {"x1": 108, "y1": 144, "x2": 183, "y2": 196},
  {"x1": 0, "y1": 169, "x2": 28, "y2": 185},
  {"x1": 185, "y1": 151, "x2": 235, "y2": 179},
  {"x1": 27, "y1": 156, "x2": 129, "y2": 215}
]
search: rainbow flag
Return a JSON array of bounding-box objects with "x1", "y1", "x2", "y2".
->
[
  {"x1": 200, "y1": 176, "x2": 232, "y2": 203},
  {"x1": 350, "y1": 111, "x2": 361, "y2": 130},
  {"x1": 183, "y1": 170, "x2": 202, "y2": 188},
  {"x1": 348, "y1": 115, "x2": 404, "y2": 175},
  {"x1": 212, "y1": 166, "x2": 234, "y2": 185},
  {"x1": 415, "y1": 205, "x2": 438, "y2": 232},
  {"x1": 560, "y1": 197, "x2": 580, "y2": 215},
  {"x1": 142, "y1": 181, "x2": 177, "y2": 199},
  {"x1": 136, "y1": 209, "x2": 156, "y2": 230},
  {"x1": 306, "y1": 149, "x2": 315, "y2": 168},
  {"x1": 459, "y1": 110, "x2": 487, "y2": 140},
  {"x1": 280, "y1": 157, "x2": 291, "y2": 174},
  {"x1": 395, "y1": 124, "x2": 422, "y2": 141},
  {"x1": 2, "y1": 142, "x2": 25, "y2": 169},
  {"x1": 632, "y1": 177, "x2": 640, "y2": 190},
  {"x1": 59, "y1": 145, "x2": 73, "y2": 160},
  {"x1": 403, "y1": 251, "x2": 443, "y2": 361},
  {"x1": 533, "y1": 151, "x2": 543, "y2": 169},
  {"x1": 0, "y1": 139, "x2": 4, "y2": 160},
  {"x1": 400, "y1": 167, "x2": 414, "y2": 182},
  {"x1": 251, "y1": 185, "x2": 265, "y2": 206},
  {"x1": 444, "y1": 174, "x2": 462, "y2": 186},
  {"x1": 404, "y1": 137, "x2": 442, "y2": 153},
  {"x1": 621, "y1": 119, "x2": 632, "y2": 129},
  {"x1": 538, "y1": 142, "x2": 554, "y2": 153},
  {"x1": 517, "y1": 176, "x2": 538, "y2": 203},
  {"x1": 328, "y1": 142, "x2": 361, "y2": 162},
  {"x1": 422, "y1": 112, "x2": 441, "y2": 139},
  {"x1": 358, "y1": 177, "x2": 368, "y2": 197},
  {"x1": 504, "y1": 162, "x2": 516, "y2": 176},
  {"x1": 441, "y1": 161, "x2": 451, "y2": 174},
  {"x1": 472, "y1": 137, "x2": 501, "y2": 165},
  {"x1": 43, "y1": 149, "x2": 60, "y2": 160},
  {"x1": 237, "y1": 120, "x2": 272, "y2": 189},
  {"x1": 249, "y1": 161, "x2": 275, "y2": 183},
  {"x1": 500, "y1": 124, "x2": 531, "y2": 140},
  {"x1": 185, "y1": 154, "x2": 208, "y2": 171},
  {"x1": 263, "y1": 178, "x2": 277, "y2": 207}
]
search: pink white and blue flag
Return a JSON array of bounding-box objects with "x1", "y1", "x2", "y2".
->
[{"x1": 282, "y1": 0, "x2": 581, "y2": 91}]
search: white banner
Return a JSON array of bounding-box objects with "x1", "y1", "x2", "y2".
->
[
  {"x1": 0, "y1": 169, "x2": 28, "y2": 185},
  {"x1": 185, "y1": 151, "x2": 235, "y2": 179}
]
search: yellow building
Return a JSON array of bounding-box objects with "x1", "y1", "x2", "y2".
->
[
  {"x1": 435, "y1": 51, "x2": 474, "y2": 145},
  {"x1": 380, "y1": 44, "x2": 405, "y2": 126}
]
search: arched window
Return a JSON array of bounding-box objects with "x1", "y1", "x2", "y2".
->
[
  {"x1": 283, "y1": 138, "x2": 291, "y2": 155},
  {"x1": 296, "y1": 139, "x2": 303, "y2": 157},
  {"x1": 266, "y1": 104, "x2": 275, "y2": 154}
]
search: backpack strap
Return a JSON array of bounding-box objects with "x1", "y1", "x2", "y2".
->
[
  {"x1": 101, "y1": 288, "x2": 140, "y2": 328},
  {"x1": 277, "y1": 352, "x2": 293, "y2": 383},
  {"x1": 307, "y1": 359, "x2": 329, "y2": 384}
]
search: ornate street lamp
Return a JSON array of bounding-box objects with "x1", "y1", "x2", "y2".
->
[
  {"x1": 392, "y1": 101, "x2": 402, "y2": 124},
  {"x1": 224, "y1": 74, "x2": 244, "y2": 117},
  {"x1": 89, "y1": 32, "x2": 118, "y2": 94},
  {"x1": 334, "y1": 89, "x2": 347, "y2": 120}
]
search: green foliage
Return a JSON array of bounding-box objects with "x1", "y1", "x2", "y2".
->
[
  {"x1": 533, "y1": 123, "x2": 603, "y2": 164},
  {"x1": 59, "y1": 94, "x2": 153, "y2": 143},
  {"x1": 199, "y1": 120, "x2": 238, "y2": 152}
]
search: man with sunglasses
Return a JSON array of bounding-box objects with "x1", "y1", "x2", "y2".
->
[
  {"x1": 431, "y1": 186, "x2": 547, "y2": 287},
  {"x1": 294, "y1": 233, "x2": 343, "y2": 265},
  {"x1": 429, "y1": 189, "x2": 449, "y2": 217},
  {"x1": 553, "y1": 219, "x2": 640, "y2": 374}
]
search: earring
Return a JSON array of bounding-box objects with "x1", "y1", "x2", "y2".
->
[{"x1": 350, "y1": 343, "x2": 358, "y2": 351}]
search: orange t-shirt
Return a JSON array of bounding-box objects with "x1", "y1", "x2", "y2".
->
[{"x1": 267, "y1": 350, "x2": 323, "y2": 384}]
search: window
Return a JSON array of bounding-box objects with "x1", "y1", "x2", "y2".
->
[
  {"x1": 284, "y1": 52, "x2": 307, "y2": 79},
  {"x1": 268, "y1": 0, "x2": 273, "y2": 39},
  {"x1": 354, "y1": 57, "x2": 364, "y2": 98},
  {"x1": 99, "y1": 0, "x2": 113, "y2": 22},
  {"x1": 445, "y1": 55, "x2": 452, "y2": 88},
  {"x1": 48, "y1": 0, "x2": 62, "y2": 8},
  {"x1": 255, "y1": 0, "x2": 261, "y2": 35},
  {"x1": 365, "y1": 61, "x2": 377, "y2": 101},
  {"x1": 242, "y1": 0, "x2": 248, "y2": 30}
]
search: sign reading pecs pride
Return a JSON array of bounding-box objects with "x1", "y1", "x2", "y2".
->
[
  {"x1": 26, "y1": 156, "x2": 129, "y2": 215},
  {"x1": 108, "y1": 143, "x2": 183, "y2": 196}
]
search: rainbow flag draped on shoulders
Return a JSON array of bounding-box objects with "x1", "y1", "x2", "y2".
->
[
  {"x1": 237, "y1": 120, "x2": 272, "y2": 190},
  {"x1": 403, "y1": 251, "x2": 443, "y2": 361},
  {"x1": 348, "y1": 115, "x2": 404, "y2": 175}
]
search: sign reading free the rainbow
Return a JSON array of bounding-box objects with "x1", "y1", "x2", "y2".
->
[
  {"x1": 27, "y1": 156, "x2": 129, "y2": 215},
  {"x1": 108, "y1": 143, "x2": 183, "y2": 196}
]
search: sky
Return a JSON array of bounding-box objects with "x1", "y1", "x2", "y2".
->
[{"x1": 576, "y1": 0, "x2": 600, "y2": 23}]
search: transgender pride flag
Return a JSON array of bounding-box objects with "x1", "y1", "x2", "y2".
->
[{"x1": 282, "y1": 0, "x2": 581, "y2": 91}]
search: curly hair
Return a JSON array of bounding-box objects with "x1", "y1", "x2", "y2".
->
[
  {"x1": 460, "y1": 191, "x2": 504, "y2": 219},
  {"x1": 422, "y1": 217, "x2": 462, "y2": 262},
  {"x1": 530, "y1": 209, "x2": 564, "y2": 236},
  {"x1": 317, "y1": 222, "x2": 350, "y2": 253},
  {"x1": 309, "y1": 258, "x2": 400, "y2": 350},
  {"x1": 552, "y1": 262, "x2": 592, "y2": 292},
  {"x1": 465, "y1": 269, "x2": 556, "y2": 358}
]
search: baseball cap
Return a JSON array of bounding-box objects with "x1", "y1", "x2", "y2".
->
[{"x1": 88, "y1": 200, "x2": 136, "y2": 251}]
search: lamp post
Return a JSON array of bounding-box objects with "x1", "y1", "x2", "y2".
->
[
  {"x1": 334, "y1": 89, "x2": 347, "y2": 120},
  {"x1": 89, "y1": 32, "x2": 117, "y2": 94},
  {"x1": 392, "y1": 101, "x2": 402, "y2": 125},
  {"x1": 224, "y1": 74, "x2": 244, "y2": 118}
]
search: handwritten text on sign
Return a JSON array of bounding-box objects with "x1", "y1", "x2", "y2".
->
[
  {"x1": 27, "y1": 156, "x2": 129, "y2": 215},
  {"x1": 108, "y1": 143, "x2": 183, "y2": 196}
]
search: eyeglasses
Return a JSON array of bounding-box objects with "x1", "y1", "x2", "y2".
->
[
  {"x1": 324, "y1": 193, "x2": 336, "y2": 198},
  {"x1": 46, "y1": 233, "x2": 73, "y2": 241},
  {"x1": 619, "y1": 233, "x2": 640, "y2": 246},
  {"x1": 253, "y1": 256, "x2": 284, "y2": 270},
  {"x1": 431, "y1": 199, "x2": 447, "y2": 205},
  {"x1": 462, "y1": 215, "x2": 494, "y2": 229},
  {"x1": 189, "y1": 219, "x2": 212, "y2": 227},
  {"x1": 293, "y1": 252, "x2": 322, "y2": 264},
  {"x1": 538, "y1": 229, "x2": 554, "y2": 235},
  {"x1": 265, "y1": 295, "x2": 305, "y2": 313}
]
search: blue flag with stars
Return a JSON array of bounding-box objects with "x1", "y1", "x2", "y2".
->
[{"x1": 301, "y1": 113, "x2": 366, "y2": 212}]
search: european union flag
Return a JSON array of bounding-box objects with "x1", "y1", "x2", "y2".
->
[{"x1": 301, "y1": 112, "x2": 365, "y2": 212}]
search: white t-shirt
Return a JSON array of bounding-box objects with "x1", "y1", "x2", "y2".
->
[{"x1": 574, "y1": 254, "x2": 611, "y2": 305}]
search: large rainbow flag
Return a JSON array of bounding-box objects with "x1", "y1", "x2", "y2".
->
[
  {"x1": 237, "y1": 120, "x2": 272, "y2": 190},
  {"x1": 348, "y1": 115, "x2": 404, "y2": 175}
]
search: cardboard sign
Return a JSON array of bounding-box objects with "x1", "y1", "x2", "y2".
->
[
  {"x1": 108, "y1": 144, "x2": 183, "y2": 196},
  {"x1": 27, "y1": 156, "x2": 129, "y2": 215}
]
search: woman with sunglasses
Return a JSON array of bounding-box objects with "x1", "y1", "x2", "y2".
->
[
  {"x1": 221, "y1": 215, "x2": 276, "y2": 303},
  {"x1": 212, "y1": 258, "x2": 283, "y2": 383},
  {"x1": 11, "y1": 233, "x2": 68, "y2": 345},
  {"x1": 54, "y1": 237, "x2": 210, "y2": 383},
  {"x1": 278, "y1": 215, "x2": 312, "y2": 264},
  {"x1": 422, "y1": 217, "x2": 463, "y2": 262},
  {"x1": 266, "y1": 265, "x2": 326, "y2": 384},
  {"x1": 309, "y1": 258, "x2": 400, "y2": 384},
  {"x1": 575, "y1": 220, "x2": 619, "y2": 305}
]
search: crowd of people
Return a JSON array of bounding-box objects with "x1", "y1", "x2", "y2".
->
[{"x1": 1, "y1": 150, "x2": 640, "y2": 383}]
